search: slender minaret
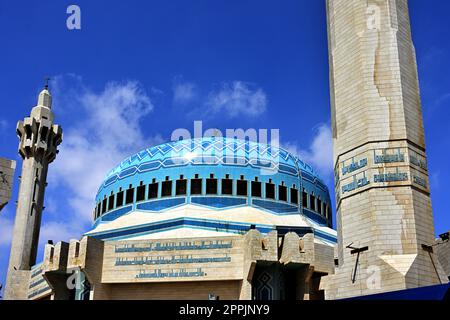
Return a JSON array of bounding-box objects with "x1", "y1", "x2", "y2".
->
[
  {"x1": 322, "y1": 0, "x2": 447, "y2": 299},
  {"x1": 4, "y1": 82, "x2": 63, "y2": 300}
]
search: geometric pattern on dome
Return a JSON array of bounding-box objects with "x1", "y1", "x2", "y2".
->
[{"x1": 98, "y1": 137, "x2": 321, "y2": 195}]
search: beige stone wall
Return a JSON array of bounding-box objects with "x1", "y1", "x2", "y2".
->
[
  {"x1": 327, "y1": 0, "x2": 425, "y2": 157},
  {"x1": 24, "y1": 228, "x2": 335, "y2": 300},
  {"x1": 323, "y1": 0, "x2": 446, "y2": 299},
  {"x1": 436, "y1": 236, "x2": 450, "y2": 279},
  {"x1": 0, "y1": 157, "x2": 15, "y2": 211},
  {"x1": 101, "y1": 236, "x2": 245, "y2": 284},
  {"x1": 103, "y1": 281, "x2": 241, "y2": 300},
  {"x1": 28, "y1": 264, "x2": 52, "y2": 300}
]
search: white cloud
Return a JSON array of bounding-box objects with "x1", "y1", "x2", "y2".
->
[
  {"x1": 435, "y1": 93, "x2": 450, "y2": 106},
  {"x1": 0, "y1": 119, "x2": 8, "y2": 132},
  {"x1": 0, "y1": 216, "x2": 13, "y2": 246},
  {"x1": 283, "y1": 123, "x2": 334, "y2": 181},
  {"x1": 173, "y1": 81, "x2": 197, "y2": 105},
  {"x1": 48, "y1": 80, "x2": 163, "y2": 224},
  {"x1": 39, "y1": 221, "x2": 84, "y2": 244},
  {"x1": 430, "y1": 171, "x2": 440, "y2": 191},
  {"x1": 205, "y1": 81, "x2": 267, "y2": 118}
]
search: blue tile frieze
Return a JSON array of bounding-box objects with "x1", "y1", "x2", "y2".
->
[
  {"x1": 341, "y1": 158, "x2": 368, "y2": 176},
  {"x1": 136, "y1": 268, "x2": 206, "y2": 279},
  {"x1": 374, "y1": 172, "x2": 408, "y2": 183},
  {"x1": 115, "y1": 240, "x2": 233, "y2": 252},
  {"x1": 115, "y1": 254, "x2": 231, "y2": 266}
]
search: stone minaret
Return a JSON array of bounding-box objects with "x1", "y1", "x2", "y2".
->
[
  {"x1": 4, "y1": 84, "x2": 63, "y2": 300},
  {"x1": 321, "y1": 0, "x2": 447, "y2": 299}
]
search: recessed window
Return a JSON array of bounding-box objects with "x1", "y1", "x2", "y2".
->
[
  {"x1": 108, "y1": 194, "x2": 115, "y2": 210},
  {"x1": 25, "y1": 125, "x2": 32, "y2": 139},
  {"x1": 101, "y1": 198, "x2": 107, "y2": 214},
  {"x1": 251, "y1": 180, "x2": 262, "y2": 197},
  {"x1": 317, "y1": 197, "x2": 322, "y2": 214},
  {"x1": 40, "y1": 126, "x2": 48, "y2": 142},
  {"x1": 191, "y1": 178, "x2": 202, "y2": 195},
  {"x1": 148, "y1": 182, "x2": 158, "y2": 199},
  {"x1": 279, "y1": 185, "x2": 287, "y2": 202},
  {"x1": 310, "y1": 194, "x2": 316, "y2": 211},
  {"x1": 116, "y1": 190, "x2": 124, "y2": 207},
  {"x1": 266, "y1": 182, "x2": 275, "y2": 200},
  {"x1": 290, "y1": 188, "x2": 298, "y2": 204},
  {"x1": 161, "y1": 180, "x2": 172, "y2": 197},
  {"x1": 126, "y1": 187, "x2": 135, "y2": 205},
  {"x1": 176, "y1": 179, "x2": 187, "y2": 196},
  {"x1": 206, "y1": 178, "x2": 218, "y2": 195},
  {"x1": 136, "y1": 184, "x2": 146, "y2": 202},
  {"x1": 221, "y1": 178, "x2": 232, "y2": 195},
  {"x1": 302, "y1": 189, "x2": 308, "y2": 207},
  {"x1": 237, "y1": 179, "x2": 248, "y2": 196},
  {"x1": 96, "y1": 203, "x2": 101, "y2": 218}
]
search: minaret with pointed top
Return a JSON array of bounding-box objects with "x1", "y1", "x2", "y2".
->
[{"x1": 4, "y1": 83, "x2": 63, "y2": 300}]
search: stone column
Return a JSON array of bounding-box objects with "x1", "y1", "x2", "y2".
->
[
  {"x1": 4, "y1": 86, "x2": 63, "y2": 300},
  {"x1": 322, "y1": 0, "x2": 447, "y2": 300}
]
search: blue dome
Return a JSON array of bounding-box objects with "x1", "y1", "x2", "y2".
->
[{"x1": 93, "y1": 137, "x2": 332, "y2": 228}]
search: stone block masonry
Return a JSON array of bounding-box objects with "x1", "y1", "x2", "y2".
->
[{"x1": 321, "y1": 0, "x2": 447, "y2": 300}]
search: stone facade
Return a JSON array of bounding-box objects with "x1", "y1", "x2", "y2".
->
[
  {"x1": 321, "y1": 0, "x2": 447, "y2": 299},
  {"x1": 0, "y1": 157, "x2": 16, "y2": 212},
  {"x1": 24, "y1": 230, "x2": 334, "y2": 300},
  {"x1": 436, "y1": 234, "x2": 450, "y2": 280},
  {"x1": 4, "y1": 87, "x2": 63, "y2": 300}
]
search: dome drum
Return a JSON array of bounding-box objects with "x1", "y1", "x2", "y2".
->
[{"x1": 93, "y1": 138, "x2": 333, "y2": 228}]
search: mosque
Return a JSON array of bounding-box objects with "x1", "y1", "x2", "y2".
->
[
  {"x1": 2, "y1": 0, "x2": 450, "y2": 300},
  {"x1": 8, "y1": 120, "x2": 338, "y2": 300}
]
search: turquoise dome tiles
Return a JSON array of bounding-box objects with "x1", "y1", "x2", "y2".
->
[
  {"x1": 98, "y1": 137, "x2": 321, "y2": 195},
  {"x1": 93, "y1": 137, "x2": 333, "y2": 228}
]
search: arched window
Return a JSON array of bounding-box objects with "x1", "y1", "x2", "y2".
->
[
  {"x1": 206, "y1": 174, "x2": 218, "y2": 195},
  {"x1": 221, "y1": 174, "x2": 233, "y2": 195},
  {"x1": 148, "y1": 179, "x2": 158, "y2": 199},
  {"x1": 108, "y1": 192, "x2": 115, "y2": 210},
  {"x1": 302, "y1": 189, "x2": 308, "y2": 208},
  {"x1": 310, "y1": 193, "x2": 316, "y2": 211},
  {"x1": 317, "y1": 197, "x2": 322, "y2": 214},
  {"x1": 251, "y1": 177, "x2": 262, "y2": 198},
  {"x1": 161, "y1": 177, "x2": 173, "y2": 197},
  {"x1": 237, "y1": 176, "x2": 248, "y2": 196},
  {"x1": 136, "y1": 182, "x2": 146, "y2": 202},
  {"x1": 279, "y1": 183, "x2": 287, "y2": 202},
  {"x1": 96, "y1": 202, "x2": 101, "y2": 218},
  {"x1": 126, "y1": 185, "x2": 135, "y2": 204},
  {"x1": 116, "y1": 188, "x2": 124, "y2": 207},
  {"x1": 191, "y1": 175, "x2": 202, "y2": 195},
  {"x1": 290, "y1": 186, "x2": 298, "y2": 204},
  {"x1": 176, "y1": 175, "x2": 187, "y2": 196},
  {"x1": 101, "y1": 197, "x2": 107, "y2": 214},
  {"x1": 266, "y1": 180, "x2": 275, "y2": 200}
]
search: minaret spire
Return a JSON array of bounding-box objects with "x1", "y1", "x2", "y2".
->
[
  {"x1": 4, "y1": 81, "x2": 63, "y2": 299},
  {"x1": 37, "y1": 77, "x2": 52, "y2": 109},
  {"x1": 44, "y1": 77, "x2": 50, "y2": 90}
]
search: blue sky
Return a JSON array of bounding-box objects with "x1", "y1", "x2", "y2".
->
[{"x1": 0, "y1": 0, "x2": 449, "y2": 295}]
